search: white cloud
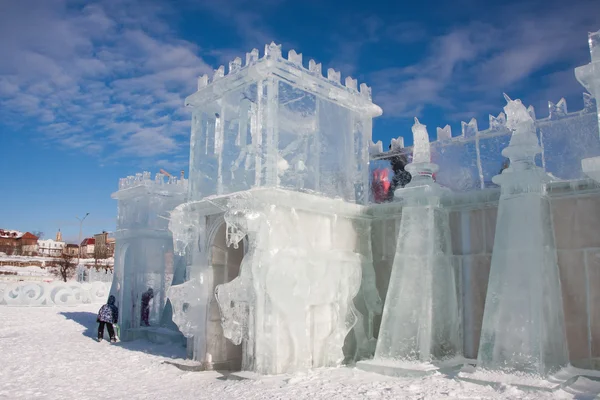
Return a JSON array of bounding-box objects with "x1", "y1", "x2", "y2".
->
[
  {"x1": 369, "y1": 1, "x2": 599, "y2": 122},
  {"x1": 0, "y1": 0, "x2": 212, "y2": 161}
]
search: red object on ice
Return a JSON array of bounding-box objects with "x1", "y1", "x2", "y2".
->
[{"x1": 372, "y1": 168, "x2": 391, "y2": 203}]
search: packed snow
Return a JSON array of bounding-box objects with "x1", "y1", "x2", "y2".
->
[{"x1": 0, "y1": 304, "x2": 597, "y2": 399}]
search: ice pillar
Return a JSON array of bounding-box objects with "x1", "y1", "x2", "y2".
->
[
  {"x1": 576, "y1": 29, "x2": 600, "y2": 181},
  {"x1": 365, "y1": 119, "x2": 461, "y2": 372},
  {"x1": 476, "y1": 96, "x2": 568, "y2": 376}
]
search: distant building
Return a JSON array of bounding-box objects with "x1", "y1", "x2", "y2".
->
[
  {"x1": 17, "y1": 232, "x2": 39, "y2": 256},
  {"x1": 0, "y1": 229, "x2": 38, "y2": 256},
  {"x1": 0, "y1": 229, "x2": 21, "y2": 255},
  {"x1": 80, "y1": 237, "x2": 95, "y2": 258},
  {"x1": 64, "y1": 244, "x2": 80, "y2": 257},
  {"x1": 93, "y1": 231, "x2": 115, "y2": 258},
  {"x1": 38, "y1": 230, "x2": 66, "y2": 257}
]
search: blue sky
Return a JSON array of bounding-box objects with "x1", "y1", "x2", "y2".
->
[{"x1": 0, "y1": 0, "x2": 598, "y2": 242}]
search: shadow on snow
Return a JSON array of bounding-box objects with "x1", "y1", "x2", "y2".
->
[{"x1": 60, "y1": 311, "x2": 187, "y2": 360}]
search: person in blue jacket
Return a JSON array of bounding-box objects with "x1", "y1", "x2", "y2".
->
[{"x1": 97, "y1": 295, "x2": 119, "y2": 342}]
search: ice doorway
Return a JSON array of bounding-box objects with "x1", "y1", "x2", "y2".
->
[{"x1": 207, "y1": 222, "x2": 246, "y2": 371}]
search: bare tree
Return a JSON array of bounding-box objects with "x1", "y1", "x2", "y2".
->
[
  {"x1": 93, "y1": 245, "x2": 109, "y2": 269},
  {"x1": 51, "y1": 253, "x2": 77, "y2": 282},
  {"x1": 31, "y1": 231, "x2": 44, "y2": 239}
]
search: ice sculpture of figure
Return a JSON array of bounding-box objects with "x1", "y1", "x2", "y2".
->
[
  {"x1": 358, "y1": 118, "x2": 461, "y2": 376},
  {"x1": 576, "y1": 30, "x2": 600, "y2": 182},
  {"x1": 167, "y1": 43, "x2": 383, "y2": 374},
  {"x1": 475, "y1": 95, "x2": 568, "y2": 376}
]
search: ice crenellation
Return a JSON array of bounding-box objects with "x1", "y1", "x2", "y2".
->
[
  {"x1": 118, "y1": 171, "x2": 188, "y2": 190},
  {"x1": 193, "y1": 42, "x2": 374, "y2": 103},
  {"x1": 371, "y1": 92, "x2": 596, "y2": 157}
]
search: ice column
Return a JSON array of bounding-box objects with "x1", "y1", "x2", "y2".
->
[
  {"x1": 576, "y1": 29, "x2": 600, "y2": 182},
  {"x1": 476, "y1": 96, "x2": 568, "y2": 376},
  {"x1": 363, "y1": 119, "x2": 461, "y2": 373}
]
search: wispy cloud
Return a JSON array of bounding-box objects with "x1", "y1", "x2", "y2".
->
[
  {"x1": 369, "y1": 0, "x2": 599, "y2": 123},
  {"x1": 0, "y1": 0, "x2": 211, "y2": 163}
]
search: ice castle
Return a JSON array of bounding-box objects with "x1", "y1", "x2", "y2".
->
[{"x1": 109, "y1": 30, "x2": 600, "y2": 383}]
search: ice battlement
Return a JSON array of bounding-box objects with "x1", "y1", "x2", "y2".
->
[
  {"x1": 185, "y1": 42, "x2": 381, "y2": 117},
  {"x1": 370, "y1": 93, "x2": 597, "y2": 160},
  {"x1": 117, "y1": 171, "x2": 188, "y2": 191}
]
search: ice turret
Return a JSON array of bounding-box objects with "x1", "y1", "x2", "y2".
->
[
  {"x1": 474, "y1": 95, "x2": 568, "y2": 377},
  {"x1": 358, "y1": 118, "x2": 461, "y2": 376}
]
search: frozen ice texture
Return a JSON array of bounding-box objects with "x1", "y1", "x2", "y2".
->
[
  {"x1": 211, "y1": 189, "x2": 371, "y2": 374},
  {"x1": 0, "y1": 281, "x2": 109, "y2": 306},
  {"x1": 372, "y1": 119, "x2": 461, "y2": 365},
  {"x1": 477, "y1": 96, "x2": 569, "y2": 376},
  {"x1": 111, "y1": 172, "x2": 187, "y2": 341},
  {"x1": 185, "y1": 42, "x2": 382, "y2": 204}
]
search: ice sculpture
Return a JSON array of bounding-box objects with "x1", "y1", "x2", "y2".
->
[
  {"x1": 475, "y1": 95, "x2": 568, "y2": 376},
  {"x1": 111, "y1": 172, "x2": 187, "y2": 342},
  {"x1": 186, "y1": 42, "x2": 382, "y2": 204},
  {"x1": 213, "y1": 189, "x2": 369, "y2": 374},
  {"x1": 358, "y1": 118, "x2": 461, "y2": 375},
  {"x1": 576, "y1": 30, "x2": 600, "y2": 182},
  {"x1": 0, "y1": 281, "x2": 109, "y2": 306},
  {"x1": 167, "y1": 43, "x2": 383, "y2": 374}
]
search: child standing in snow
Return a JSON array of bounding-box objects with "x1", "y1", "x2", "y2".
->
[{"x1": 97, "y1": 295, "x2": 119, "y2": 342}]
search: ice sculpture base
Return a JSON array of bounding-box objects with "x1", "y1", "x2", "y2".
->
[
  {"x1": 356, "y1": 357, "x2": 464, "y2": 377},
  {"x1": 582, "y1": 156, "x2": 600, "y2": 183},
  {"x1": 457, "y1": 364, "x2": 577, "y2": 392}
]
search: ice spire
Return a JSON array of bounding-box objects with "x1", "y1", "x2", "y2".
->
[
  {"x1": 473, "y1": 95, "x2": 568, "y2": 379},
  {"x1": 411, "y1": 118, "x2": 430, "y2": 163},
  {"x1": 359, "y1": 117, "x2": 461, "y2": 376}
]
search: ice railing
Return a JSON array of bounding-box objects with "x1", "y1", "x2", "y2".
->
[
  {"x1": 370, "y1": 93, "x2": 600, "y2": 194},
  {"x1": 0, "y1": 280, "x2": 110, "y2": 306},
  {"x1": 118, "y1": 171, "x2": 188, "y2": 191},
  {"x1": 191, "y1": 42, "x2": 375, "y2": 103}
]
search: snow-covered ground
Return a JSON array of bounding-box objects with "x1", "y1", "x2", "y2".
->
[{"x1": 0, "y1": 304, "x2": 596, "y2": 400}]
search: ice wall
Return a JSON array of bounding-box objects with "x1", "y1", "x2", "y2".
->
[
  {"x1": 186, "y1": 43, "x2": 382, "y2": 204},
  {"x1": 213, "y1": 189, "x2": 374, "y2": 374},
  {"x1": 371, "y1": 94, "x2": 600, "y2": 197},
  {"x1": 111, "y1": 172, "x2": 187, "y2": 341},
  {"x1": 368, "y1": 119, "x2": 461, "y2": 368},
  {"x1": 476, "y1": 97, "x2": 569, "y2": 376}
]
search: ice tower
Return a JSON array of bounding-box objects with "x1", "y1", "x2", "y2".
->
[
  {"x1": 577, "y1": 30, "x2": 600, "y2": 182},
  {"x1": 166, "y1": 43, "x2": 383, "y2": 374},
  {"x1": 475, "y1": 96, "x2": 569, "y2": 376},
  {"x1": 358, "y1": 119, "x2": 461, "y2": 376},
  {"x1": 111, "y1": 172, "x2": 188, "y2": 342}
]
